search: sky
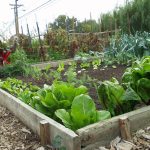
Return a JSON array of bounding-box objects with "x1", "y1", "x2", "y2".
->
[{"x1": 0, "y1": 0, "x2": 126, "y2": 38}]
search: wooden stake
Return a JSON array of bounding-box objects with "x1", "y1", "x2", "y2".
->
[
  {"x1": 119, "y1": 116, "x2": 132, "y2": 141},
  {"x1": 40, "y1": 120, "x2": 50, "y2": 145}
]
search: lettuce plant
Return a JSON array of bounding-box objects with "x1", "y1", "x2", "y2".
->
[
  {"x1": 31, "y1": 82, "x2": 88, "y2": 118},
  {"x1": 55, "y1": 94, "x2": 111, "y2": 130}
]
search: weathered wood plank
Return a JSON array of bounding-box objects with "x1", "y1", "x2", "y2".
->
[
  {"x1": 0, "y1": 89, "x2": 81, "y2": 150},
  {"x1": 40, "y1": 120, "x2": 50, "y2": 145},
  {"x1": 119, "y1": 116, "x2": 131, "y2": 141},
  {"x1": 77, "y1": 106, "x2": 150, "y2": 148}
]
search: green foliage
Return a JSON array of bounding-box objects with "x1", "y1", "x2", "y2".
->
[
  {"x1": 0, "y1": 49, "x2": 29, "y2": 78},
  {"x1": 92, "y1": 59, "x2": 101, "y2": 69},
  {"x1": 0, "y1": 79, "x2": 89, "y2": 122},
  {"x1": 64, "y1": 67, "x2": 77, "y2": 83},
  {"x1": 98, "y1": 56, "x2": 150, "y2": 116},
  {"x1": 122, "y1": 56, "x2": 150, "y2": 104},
  {"x1": 80, "y1": 62, "x2": 91, "y2": 69},
  {"x1": 48, "y1": 0, "x2": 150, "y2": 34},
  {"x1": 57, "y1": 62, "x2": 65, "y2": 72},
  {"x1": 98, "y1": 78, "x2": 125, "y2": 116},
  {"x1": 105, "y1": 31, "x2": 150, "y2": 65},
  {"x1": 55, "y1": 94, "x2": 110, "y2": 130},
  {"x1": 0, "y1": 78, "x2": 110, "y2": 130},
  {"x1": 98, "y1": 77, "x2": 142, "y2": 116},
  {"x1": 48, "y1": 48, "x2": 68, "y2": 60},
  {"x1": 100, "y1": 0, "x2": 150, "y2": 33}
]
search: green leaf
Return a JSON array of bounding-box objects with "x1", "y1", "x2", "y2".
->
[
  {"x1": 41, "y1": 91, "x2": 58, "y2": 108},
  {"x1": 52, "y1": 82, "x2": 75, "y2": 101},
  {"x1": 121, "y1": 87, "x2": 141, "y2": 101},
  {"x1": 59, "y1": 100, "x2": 71, "y2": 109},
  {"x1": 55, "y1": 109, "x2": 73, "y2": 129},
  {"x1": 35, "y1": 103, "x2": 52, "y2": 117},
  {"x1": 96, "y1": 110, "x2": 111, "y2": 121},
  {"x1": 75, "y1": 85, "x2": 88, "y2": 96},
  {"x1": 137, "y1": 78, "x2": 150, "y2": 103},
  {"x1": 71, "y1": 94, "x2": 97, "y2": 129},
  {"x1": 98, "y1": 78, "x2": 125, "y2": 116}
]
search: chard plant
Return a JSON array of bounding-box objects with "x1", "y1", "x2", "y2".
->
[{"x1": 98, "y1": 56, "x2": 150, "y2": 116}]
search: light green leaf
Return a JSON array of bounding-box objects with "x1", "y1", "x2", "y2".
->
[
  {"x1": 96, "y1": 110, "x2": 111, "y2": 121},
  {"x1": 71, "y1": 94, "x2": 97, "y2": 129},
  {"x1": 55, "y1": 109, "x2": 73, "y2": 129}
]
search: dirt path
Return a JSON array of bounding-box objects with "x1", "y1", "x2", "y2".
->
[{"x1": 0, "y1": 105, "x2": 50, "y2": 150}]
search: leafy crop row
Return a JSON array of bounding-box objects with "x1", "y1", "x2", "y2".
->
[
  {"x1": 0, "y1": 56, "x2": 149, "y2": 131},
  {"x1": 0, "y1": 79, "x2": 110, "y2": 131},
  {"x1": 105, "y1": 32, "x2": 150, "y2": 65},
  {"x1": 98, "y1": 56, "x2": 150, "y2": 116}
]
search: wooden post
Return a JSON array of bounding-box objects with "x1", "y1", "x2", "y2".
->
[
  {"x1": 119, "y1": 116, "x2": 132, "y2": 141},
  {"x1": 21, "y1": 25, "x2": 24, "y2": 35},
  {"x1": 27, "y1": 23, "x2": 32, "y2": 48},
  {"x1": 36, "y1": 21, "x2": 42, "y2": 47},
  {"x1": 40, "y1": 120, "x2": 50, "y2": 145}
]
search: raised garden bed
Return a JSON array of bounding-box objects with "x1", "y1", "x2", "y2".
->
[
  {"x1": 0, "y1": 58, "x2": 150, "y2": 150},
  {"x1": 31, "y1": 56, "x2": 102, "y2": 70},
  {"x1": 0, "y1": 89, "x2": 149, "y2": 150},
  {"x1": 17, "y1": 63, "x2": 127, "y2": 110}
]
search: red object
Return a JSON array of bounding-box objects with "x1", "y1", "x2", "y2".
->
[{"x1": 0, "y1": 48, "x2": 11, "y2": 65}]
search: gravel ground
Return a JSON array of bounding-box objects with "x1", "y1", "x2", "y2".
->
[{"x1": 0, "y1": 105, "x2": 50, "y2": 150}]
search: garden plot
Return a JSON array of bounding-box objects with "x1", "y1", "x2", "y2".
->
[
  {"x1": 0, "y1": 56, "x2": 149, "y2": 149},
  {"x1": 0, "y1": 89, "x2": 149, "y2": 150}
]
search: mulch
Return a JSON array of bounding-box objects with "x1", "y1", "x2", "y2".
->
[{"x1": 0, "y1": 105, "x2": 51, "y2": 150}]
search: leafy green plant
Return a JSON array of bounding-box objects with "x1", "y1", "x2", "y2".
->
[
  {"x1": 9, "y1": 49, "x2": 28, "y2": 63},
  {"x1": 105, "y1": 32, "x2": 150, "y2": 65},
  {"x1": 57, "y1": 62, "x2": 65, "y2": 72},
  {"x1": 55, "y1": 94, "x2": 111, "y2": 130},
  {"x1": 92, "y1": 59, "x2": 101, "y2": 69},
  {"x1": 122, "y1": 56, "x2": 150, "y2": 104},
  {"x1": 64, "y1": 67, "x2": 77, "y2": 83},
  {"x1": 98, "y1": 56, "x2": 150, "y2": 116},
  {"x1": 0, "y1": 49, "x2": 30, "y2": 78},
  {"x1": 98, "y1": 77, "x2": 142, "y2": 116},
  {"x1": 98, "y1": 78, "x2": 124, "y2": 116},
  {"x1": 31, "y1": 82, "x2": 88, "y2": 118},
  {"x1": 80, "y1": 62, "x2": 90, "y2": 69},
  {"x1": 50, "y1": 69, "x2": 62, "y2": 81}
]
